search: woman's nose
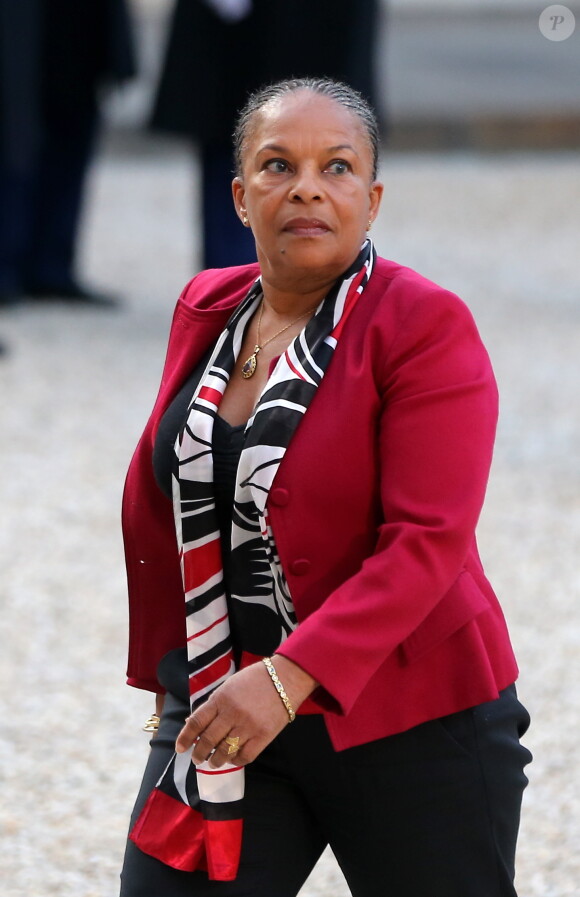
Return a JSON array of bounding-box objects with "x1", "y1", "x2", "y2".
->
[{"x1": 288, "y1": 166, "x2": 323, "y2": 202}]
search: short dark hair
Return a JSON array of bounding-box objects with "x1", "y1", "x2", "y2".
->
[{"x1": 233, "y1": 77, "x2": 380, "y2": 180}]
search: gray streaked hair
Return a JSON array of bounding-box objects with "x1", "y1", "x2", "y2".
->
[{"x1": 233, "y1": 77, "x2": 380, "y2": 180}]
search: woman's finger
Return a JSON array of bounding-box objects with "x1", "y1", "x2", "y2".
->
[
  {"x1": 190, "y1": 718, "x2": 233, "y2": 764},
  {"x1": 207, "y1": 732, "x2": 244, "y2": 769},
  {"x1": 175, "y1": 702, "x2": 218, "y2": 753}
]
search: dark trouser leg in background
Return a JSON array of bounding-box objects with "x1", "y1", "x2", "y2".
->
[
  {"x1": 201, "y1": 143, "x2": 257, "y2": 270},
  {"x1": 23, "y1": 102, "x2": 98, "y2": 292}
]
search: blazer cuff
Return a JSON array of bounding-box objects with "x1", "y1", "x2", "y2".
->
[
  {"x1": 126, "y1": 675, "x2": 166, "y2": 694},
  {"x1": 275, "y1": 641, "x2": 349, "y2": 716}
]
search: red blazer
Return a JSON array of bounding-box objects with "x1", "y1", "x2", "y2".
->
[{"x1": 122, "y1": 256, "x2": 518, "y2": 750}]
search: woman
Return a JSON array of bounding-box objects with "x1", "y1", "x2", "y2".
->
[{"x1": 120, "y1": 78, "x2": 531, "y2": 897}]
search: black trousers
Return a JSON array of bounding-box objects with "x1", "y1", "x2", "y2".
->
[{"x1": 120, "y1": 678, "x2": 531, "y2": 897}]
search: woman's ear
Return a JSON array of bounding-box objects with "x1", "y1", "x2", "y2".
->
[
  {"x1": 232, "y1": 177, "x2": 247, "y2": 224},
  {"x1": 368, "y1": 180, "x2": 384, "y2": 223}
]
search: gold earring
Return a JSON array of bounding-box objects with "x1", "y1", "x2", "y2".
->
[
  {"x1": 241, "y1": 212, "x2": 250, "y2": 227},
  {"x1": 367, "y1": 218, "x2": 373, "y2": 232}
]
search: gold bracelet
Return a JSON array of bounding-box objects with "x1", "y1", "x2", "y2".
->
[
  {"x1": 142, "y1": 713, "x2": 160, "y2": 733},
  {"x1": 262, "y1": 657, "x2": 296, "y2": 722}
]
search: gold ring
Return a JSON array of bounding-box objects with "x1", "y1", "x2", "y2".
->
[
  {"x1": 142, "y1": 714, "x2": 160, "y2": 733},
  {"x1": 224, "y1": 736, "x2": 240, "y2": 755}
]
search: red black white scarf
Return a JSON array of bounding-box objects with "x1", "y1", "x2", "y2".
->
[{"x1": 130, "y1": 240, "x2": 375, "y2": 880}]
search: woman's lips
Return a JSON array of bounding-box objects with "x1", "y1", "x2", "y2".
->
[{"x1": 283, "y1": 218, "x2": 331, "y2": 236}]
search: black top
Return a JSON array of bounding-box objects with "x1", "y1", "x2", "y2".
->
[
  {"x1": 153, "y1": 354, "x2": 291, "y2": 660},
  {"x1": 153, "y1": 355, "x2": 247, "y2": 602}
]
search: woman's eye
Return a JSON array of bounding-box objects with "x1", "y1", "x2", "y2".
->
[
  {"x1": 264, "y1": 159, "x2": 289, "y2": 173},
  {"x1": 327, "y1": 160, "x2": 350, "y2": 175}
]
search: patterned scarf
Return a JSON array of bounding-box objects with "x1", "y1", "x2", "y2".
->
[{"x1": 130, "y1": 240, "x2": 375, "y2": 881}]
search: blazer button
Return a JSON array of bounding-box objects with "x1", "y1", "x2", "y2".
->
[
  {"x1": 270, "y1": 487, "x2": 290, "y2": 507},
  {"x1": 290, "y1": 559, "x2": 311, "y2": 576}
]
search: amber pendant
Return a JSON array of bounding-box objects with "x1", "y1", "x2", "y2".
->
[{"x1": 241, "y1": 347, "x2": 259, "y2": 379}]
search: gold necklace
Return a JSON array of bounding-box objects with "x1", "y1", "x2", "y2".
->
[{"x1": 241, "y1": 300, "x2": 316, "y2": 379}]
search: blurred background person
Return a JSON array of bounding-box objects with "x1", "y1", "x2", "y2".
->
[
  {"x1": 0, "y1": 0, "x2": 136, "y2": 308},
  {"x1": 149, "y1": 0, "x2": 382, "y2": 269}
]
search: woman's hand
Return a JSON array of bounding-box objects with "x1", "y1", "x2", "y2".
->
[{"x1": 175, "y1": 656, "x2": 317, "y2": 768}]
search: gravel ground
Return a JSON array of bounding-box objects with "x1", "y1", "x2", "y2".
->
[{"x1": 0, "y1": 141, "x2": 578, "y2": 896}]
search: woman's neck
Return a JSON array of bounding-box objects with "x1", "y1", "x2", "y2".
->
[{"x1": 260, "y1": 274, "x2": 335, "y2": 318}]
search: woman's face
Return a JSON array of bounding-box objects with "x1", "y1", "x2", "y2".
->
[{"x1": 232, "y1": 91, "x2": 383, "y2": 288}]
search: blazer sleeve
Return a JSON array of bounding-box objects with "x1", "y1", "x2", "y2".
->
[{"x1": 276, "y1": 286, "x2": 499, "y2": 715}]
